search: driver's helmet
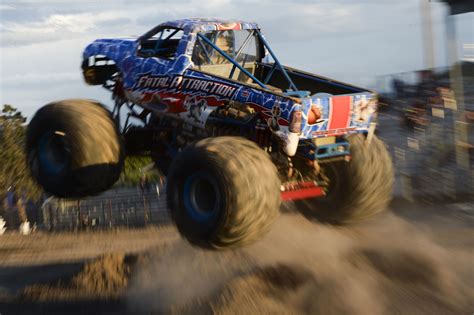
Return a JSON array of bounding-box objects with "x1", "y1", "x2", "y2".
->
[{"x1": 214, "y1": 30, "x2": 235, "y2": 63}]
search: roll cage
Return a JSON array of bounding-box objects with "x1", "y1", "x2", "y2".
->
[
  {"x1": 137, "y1": 26, "x2": 184, "y2": 59},
  {"x1": 193, "y1": 29, "x2": 306, "y2": 96},
  {"x1": 134, "y1": 22, "x2": 306, "y2": 97}
]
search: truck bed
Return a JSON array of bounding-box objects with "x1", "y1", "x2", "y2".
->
[{"x1": 255, "y1": 63, "x2": 368, "y2": 95}]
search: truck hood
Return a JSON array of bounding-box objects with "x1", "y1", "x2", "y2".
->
[{"x1": 82, "y1": 37, "x2": 138, "y2": 64}]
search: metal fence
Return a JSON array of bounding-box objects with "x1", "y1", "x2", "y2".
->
[{"x1": 41, "y1": 185, "x2": 170, "y2": 231}]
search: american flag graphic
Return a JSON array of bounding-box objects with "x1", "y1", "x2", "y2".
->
[{"x1": 328, "y1": 96, "x2": 352, "y2": 131}]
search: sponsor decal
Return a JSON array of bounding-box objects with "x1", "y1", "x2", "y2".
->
[
  {"x1": 136, "y1": 75, "x2": 178, "y2": 89},
  {"x1": 312, "y1": 127, "x2": 356, "y2": 137},
  {"x1": 135, "y1": 74, "x2": 237, "y2": 99},
  {"x1": 267, "y1": 104, "x2": 281, "y2": 131},
  {"x1": 181, "y1": 95, "x2": 214, "y2": 128},
  {"x1": 353, "y1": 95, "x2": 376, "y2": 123}
]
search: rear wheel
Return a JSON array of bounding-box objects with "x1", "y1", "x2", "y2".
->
[
  {"x1": 27, "y1": 99, "x2": 124, "y2": 198},
  {"x1": 296, "y1": 134, "x2": 393, "y2": 224},
  {"x1": 167, "y1": 136, "x2": 280, "y2": 249}
]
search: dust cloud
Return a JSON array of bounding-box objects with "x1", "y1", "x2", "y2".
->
[
  {"x1": 126, "y1": 241, "x2": 254, "y2": 313},
  {"x1": 126, "y1": 204, "x2": 474, "y2": 314}
]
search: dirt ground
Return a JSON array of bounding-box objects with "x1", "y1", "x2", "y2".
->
[{"x1": 0, "y1": 199, "x2": 473, "y2": 315}]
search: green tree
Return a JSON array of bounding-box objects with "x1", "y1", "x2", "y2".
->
[
  {"x1": 0, "y1": 105, "x2": 42, "y2": 212},
  {"x1": 117, "y1": 155, "x2": 161, "y2": 186}
]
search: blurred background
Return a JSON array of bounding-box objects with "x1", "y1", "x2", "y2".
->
[
  {"x1": 0, "y1": 1, "x2": 472, "y2": 314},
  {"x1": 0, "y1": 0, "x2": 472, "y2": 231}
]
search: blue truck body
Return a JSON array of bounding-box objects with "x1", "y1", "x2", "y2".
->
[{"x1": 82, "y1": 18, "x2": 378, "y2": 151}]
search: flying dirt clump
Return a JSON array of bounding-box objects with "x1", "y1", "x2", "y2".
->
[
  {"x1": 347, "y1": 245, "x2": 472, "y2": 315},
  {"x1": 207, "y1": 264, "x2": 317, "y2": 315},
  {"x1": 126, "y1": 241, "x2": 255, "y2": 313},
  {"x1": 351, "y1": 247, "x2": 444, "y2": 287},
  {"x1": 22, "y1": 252, "x2": 136, "y2": 301}
]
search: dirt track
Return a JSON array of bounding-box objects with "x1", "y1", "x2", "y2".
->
[{"x1": 0, "y1": 200, "x2": 473, "y2": 314}]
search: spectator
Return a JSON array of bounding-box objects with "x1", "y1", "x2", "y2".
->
[
  {"x1": 139, "y1": 174, "x2": 151, "y2": 194},
  {"x1": 6, "y1": 186, "x2": 16, "y2": 212},
  {"x1": 4, "y1": 186, "x2": 19, "y2": 228}
]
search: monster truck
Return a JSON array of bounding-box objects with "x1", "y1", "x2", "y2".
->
[{"x1": 26, "y1": 18, "x2": 393, "y2": 249}]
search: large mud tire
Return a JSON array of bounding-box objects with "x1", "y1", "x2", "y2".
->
[
  {"x1": 27, "y1": 99, "x2": 124, "y2": 198},
  {"x1": 297, "y1": 134, "x2": 393, "y2": 224},
  {"x1": 167, "y1": 137, "x2": 280, "y2": 249}
]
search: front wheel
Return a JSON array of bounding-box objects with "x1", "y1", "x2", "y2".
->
[
  {"x1": 166, "y1": 137, "x2": 281, "y2": 249},
  {"x1": 26, "y1": 99, "x2": 124, "y2": 198},
  {"x1": 296, "y1": 134, "x2": 393, "y2": 224}
]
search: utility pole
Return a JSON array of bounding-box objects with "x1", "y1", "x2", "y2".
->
[{"x1": 421, "y1": 0, "x2": 435, "y2": 69}]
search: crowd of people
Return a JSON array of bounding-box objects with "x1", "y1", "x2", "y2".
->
[{"x1": 0, "y1": 186, "x2": 39, "y2": 234}]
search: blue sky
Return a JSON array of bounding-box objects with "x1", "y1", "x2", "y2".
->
[{"x1": 0, "y1": 0, "x2": 472, "y2": 118}]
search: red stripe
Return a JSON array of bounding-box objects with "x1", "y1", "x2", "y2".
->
[
  {"x1": 281, "y1": 186, "x2": 325, "y2": 201},
  {"x1": 280, "y1": 182, "x2": 325, "y2": 201},
  {"x1": 329, "y1": 96, "x2": 352, "y2": 130}
]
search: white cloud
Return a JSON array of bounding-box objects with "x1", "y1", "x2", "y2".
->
[
  {"x1": 1, "y1": 72, "x2": 79, "y2": 87},
  {"x1": 1, "y1": 10, "x2": 136, "y2": 46},
  {"x1": 0, "y1": 0, "x2": 365, "y2": 47},
  {"x1": 0, "y1": 4, "x2": 15, "y2": 10},
  {"x1": 0, "y1": 0, "x2": 234, "y2": 47}
]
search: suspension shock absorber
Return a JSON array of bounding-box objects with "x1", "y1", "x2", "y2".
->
[{"x1": 255, "y1": 118, "x2": 269, "y2": 147}]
